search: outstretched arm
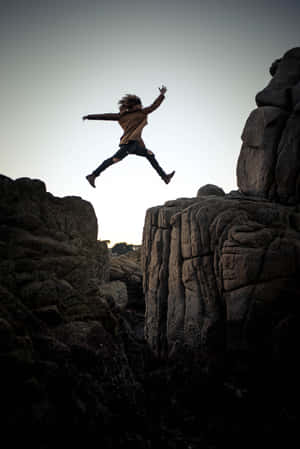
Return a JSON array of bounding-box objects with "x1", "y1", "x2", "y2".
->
[
  {"x1": 82, "y1": 113, "x2": 120, "y2": 121},
  {"x1": 143, "y1": 85, "x2": 167, "y2": 114}
]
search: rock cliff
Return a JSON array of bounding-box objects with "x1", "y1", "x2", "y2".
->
[
  {"x1": 0, "y1": 175, "x2": 147, "y2": 448},
  {"x1": 142, "y1": 49, "x2": 300, "y2": 389}
]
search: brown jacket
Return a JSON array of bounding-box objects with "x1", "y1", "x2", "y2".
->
[{"x1": 86, "y1": 93, "x2": 165, "y2": 147}]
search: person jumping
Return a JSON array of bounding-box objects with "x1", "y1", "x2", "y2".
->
[{"x1": 83, "y1": 85, "x2": 175, "y2": 188}]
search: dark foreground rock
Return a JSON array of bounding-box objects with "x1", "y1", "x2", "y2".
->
[
  {"x1": 0, "y1": 175, "x2": 149, "y2": 448},
  {"x1": 2, "y1": 175, "x2": 297, "y2": 449},
  {"x1": 110, "y1": 248, "x2": 145, "y2": 340}
]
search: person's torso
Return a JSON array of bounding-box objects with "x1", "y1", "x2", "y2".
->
[{"x1": 118, "y1": 110, "x2": 148, "y2": 145}]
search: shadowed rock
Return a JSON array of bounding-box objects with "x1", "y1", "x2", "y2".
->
[
  {"x1": 0, "y1": 175, "x2": 147, "y2": 448},
  {"x1": 237, "y1": 47, "x2": 300, "y2": 204},
  {"x1": 110, "y1": 248, "x2": 144, "y2": 310},
  {"x1": 256, "y1": 47, "x2": 300, "y2": 110}
]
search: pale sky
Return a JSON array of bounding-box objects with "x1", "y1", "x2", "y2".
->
[{"x1": 1, "y1": 0, "x2": 300, "y2": 246}]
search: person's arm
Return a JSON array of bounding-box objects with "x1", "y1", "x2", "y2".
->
[
  {"x1": 82, "y1": 113, "x2": 120, "y2": 121},
  {"x1": 142, "y1": 85, "x2": 167, "y2": 114}
]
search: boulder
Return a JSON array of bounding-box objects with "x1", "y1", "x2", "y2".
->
[
  {"x1": 255, "y1": 47, "x2": 300, "y2": 110},
  {"x1": 197, "y1": 184, "x2": 225, "y2": 197},
  {"x1": 237, "y1": 48, "x2": 300, "y2": 204},
  {"x1": 99, "y1": 280, "x2": 128, "y2": 310},
  {"x1": 110, "y1": 249, "x2": 144, "y2": 310}
]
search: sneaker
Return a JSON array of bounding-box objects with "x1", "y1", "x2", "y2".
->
[
  {"x1": 164, "y1": 171, "x2": 175, "y2": 184},
  {"x1": 86, "y1": 174, "x2": 96, "y2": 188}
]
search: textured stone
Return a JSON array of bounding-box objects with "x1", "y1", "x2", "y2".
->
[
  {"x1": 197, "y1": 184, "x2": 225, "y2": 197},
  {"x1": 237, "y1": 47, "x2": 300, "y2": 205},
  {"x1": 99, "y1": 280, "x2": 128, "y2": 310},
  {"x1": 142, "y1": 193, "x2": 300, "y2": 378},
  {"x1": 35, "y1": 305, "x2": 63, "y2": 325},
  {"x1": 142, "y1": 194, "x2": 202, "y2": 357},
  {"x1": 0, "y1": 175, "x2": 147, "y2": 448},
  {"x1": 237, "y1": 107, "x2": 288, "y2": 199},
  {"x1": 256, "y1": 47, "x2": 300, "y2": 110},
  {"x1": 110, "y1": 249, "x2": 144, "y2": 309},
  {"x1": 275, "y1": 110, "x2": 300, "y2": 204}
]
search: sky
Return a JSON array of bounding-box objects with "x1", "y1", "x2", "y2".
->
[{"x1": 1, "y1": 0, "x2": 300, "y2": 246}]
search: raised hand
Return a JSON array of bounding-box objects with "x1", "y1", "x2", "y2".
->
[{"x1": 159, "y1": 85, "x2": 167, "y2": 95}]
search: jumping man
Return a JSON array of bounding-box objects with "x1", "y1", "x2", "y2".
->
[{"x1": 83, "y1": 85, "x2": 175, "y2": 188}]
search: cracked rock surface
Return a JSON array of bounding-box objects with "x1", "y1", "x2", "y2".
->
[
  {"x1": 142, "y1": 49, "x2": 300, "y2": 382},
  {"x1": 143, "y1": 191, "x2": 300, "y2": 367}
]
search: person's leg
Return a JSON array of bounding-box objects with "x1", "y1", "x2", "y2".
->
[
  {"x1": 130, "y1": 142, "x2": 175, "y2": 184},
  {"x1": 145, "y1": 150, "x2": 168, "y2": 180},
  {"x1": 93, "y1": 146, "x2": 128, "y2": 176},
  {"x1": 86, "y1": 146, "x2": 128, "y2": 187}
]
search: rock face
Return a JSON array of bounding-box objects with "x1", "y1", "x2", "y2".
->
[
  {"x1": 142, "y1": 49, "x2": 300, "y2": 391},
  {"x1": 0, "y1": 175, "x2": 146, "y2": 448},
  {"x1": 143, "y1": 192, "x2": 300, "y2": 366},
  {"x1": 237, "y1": 47, "x2": 300, "y2": 204}
]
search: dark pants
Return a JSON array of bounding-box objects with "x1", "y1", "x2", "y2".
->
[{"x1": 92, "y1": 140, "x2": 167, "y2": 180}]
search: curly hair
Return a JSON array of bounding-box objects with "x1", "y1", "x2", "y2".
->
[{"x1": 118, "y1": 94, "x2": 142, "y2": 111}]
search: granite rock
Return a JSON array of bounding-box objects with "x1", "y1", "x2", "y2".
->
[
  {"x1": 0, "y1": 175, "x2": 147, "y2": 448},
  {"x1": 237, "y1": 48, "x2": 300, "y2": 204},
  {"x1": 142, "y1": 189, "x2": 300, "y2": 384}
]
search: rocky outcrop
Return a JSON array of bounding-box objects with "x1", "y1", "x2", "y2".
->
[
  {"x1": 0, "y1": 175, "x2": 147, "y2": 448},
  {"x1": 2, "y1": 48, "x2": 300, "y2": 448},
  {"x1": 237, "y1": 47, "x2": 300, "y2": 204},
  {"x1": 142, "y1": 189, "x2": 225, "y2": 359},
  {"x1": 143, "y1": 191, "x2": 300, "y2": 367},
  {"x1": 0, "y1": 175, "x2": 110, "y2": 322},
  {"x1": 142, "y1": 49, "x2": 300, "y2": 390}
]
